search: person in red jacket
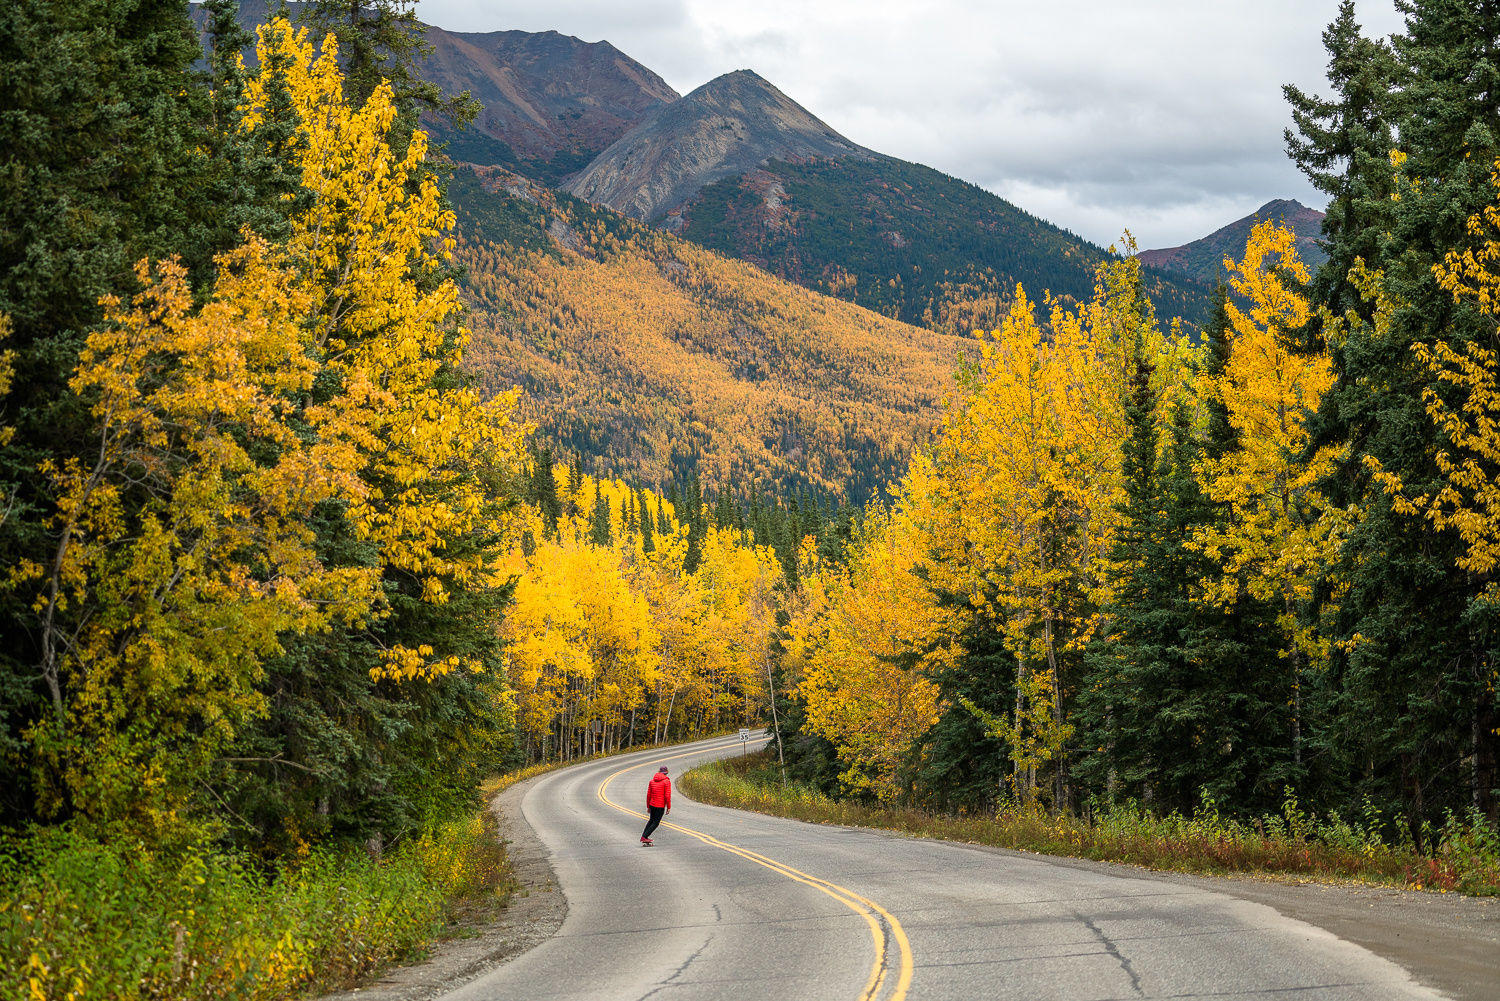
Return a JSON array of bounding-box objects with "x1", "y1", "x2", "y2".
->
[{"x1": 641, "y1": 766, "x2": 671, "y2": 845}]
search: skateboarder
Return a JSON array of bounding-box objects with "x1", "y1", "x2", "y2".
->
[{"x1": 641, "y1": 766, "x2": 671, "y2": 845}]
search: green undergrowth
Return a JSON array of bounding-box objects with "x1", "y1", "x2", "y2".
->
[
  {"x1": 0, "y1": 811, "x2": 512, "y2": 1001},
  {"x1": 682, "y1": 753, "x2": 1500, "y2": 896}
]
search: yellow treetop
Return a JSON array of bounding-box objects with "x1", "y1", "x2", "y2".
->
[
  {"x1": 1194, "y1": 220, "x2": 1344, "y2": 636},
  {"x1": 242, "y1": 19, "x2": 527, "y2": 681}
]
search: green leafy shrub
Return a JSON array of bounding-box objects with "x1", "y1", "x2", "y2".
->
[{"x1": 0, "y1": 812, "x2": 508, "y2": 1000}]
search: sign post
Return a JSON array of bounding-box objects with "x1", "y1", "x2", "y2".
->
[{"x1": 738, "y1": 727, "x2": 750, "y2": 756}]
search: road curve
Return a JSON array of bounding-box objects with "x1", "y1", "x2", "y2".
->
[{"x1": 438, "y1": 735, "x2": 1446, "y2": 1001}]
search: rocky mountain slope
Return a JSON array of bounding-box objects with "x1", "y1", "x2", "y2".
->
[
  {"x1": 192, "y1": 2, "x2": 676, "y2": 185},
  {"x1": 418, "y1": 27, "x2": 678, "y2": 184},
  {"x1": 564, "y1": 70, "x2": 871, "y2": 224},
  {"x1": 1140, "y1": 199, "x2": 1327, "y2": 284}
]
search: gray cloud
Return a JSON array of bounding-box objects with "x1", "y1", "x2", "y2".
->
[{"x1": 416, "y1": 0, "x2": 1406, "y2": 247}]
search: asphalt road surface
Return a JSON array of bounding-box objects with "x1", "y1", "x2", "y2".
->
[{"x1": 437, "y1": 735, "x2": 1448, "y2": 1001}]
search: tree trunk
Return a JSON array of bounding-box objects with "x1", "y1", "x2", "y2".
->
[
  {"x1": 765, "y1": 654, "x2": 787, "y2": 789},
  {"x1": 1475, "y1": 683, "x2": 1499, "y2": 825},
  {"x1": 1045, "y1": 610, "x2": 1067, "y2": 811},
  {"x1": 1286, "y1": 595, "x2": 1302, "y2": 770},
  {"x1": 1014, "y1": 654, "x2": 1028, "y2": 802}
]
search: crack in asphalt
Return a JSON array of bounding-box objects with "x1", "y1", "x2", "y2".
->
[
  {"x1": 634, "y1": 933, "x2": 714, "y2": 1001},
  {"x1": 1079, "y1": 913, "x2": 1144, "y2": 997}
]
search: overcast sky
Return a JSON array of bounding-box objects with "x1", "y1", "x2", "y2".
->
[{"x1": 415, "y1": 0, "x2": 1405, "y2": 249}]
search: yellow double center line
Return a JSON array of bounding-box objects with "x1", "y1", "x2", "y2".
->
[{"x1": 596, "y1": 741, "x2": 914, "y2": 1001}]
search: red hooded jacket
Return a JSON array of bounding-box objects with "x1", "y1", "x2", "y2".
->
[{"x1": 646, "y1": 771, "x2": 672, "y2": 809}]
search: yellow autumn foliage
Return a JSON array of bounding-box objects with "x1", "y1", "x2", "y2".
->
[
  {"x1": 23, "y1": 19, "x2": 526, "y2": 836},
  {"x1": 786, "y1": 501, "x2": 951, "y2": 800},
  {"x1": 503, "y1": 468, "x2": 782, "y2": 761},
  {"x1": 1193, "y1": 220, "x2": 1345, "y2": 659},
  {"x1": 1372, "y1": 156, "x2": 1500, "y2": 601}
]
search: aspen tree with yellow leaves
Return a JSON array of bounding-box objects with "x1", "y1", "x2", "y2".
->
[
  {"x1": 777, "y1": 250, "x2": 1161, "y2": 808},
  {"x1": 1192, "y1": 220, "x2": 1345, "y2": 769},
  {"x1": 785, "y1": 500, "x2": 951, "y2": 800},
  {"x1": 915, "y1": 255, "x2": 1144, "y2": 807},
  {"x1": 506, "y1": 465, "x2": 783, "y2": 763},
  {"x1": 17, "y1": 18, "x2": 528, "y2": 844}
]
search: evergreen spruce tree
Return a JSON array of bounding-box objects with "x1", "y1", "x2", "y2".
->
[
  {"x1": 1283, "y1": 0, "x2": 1399, "y2": 341},
  {"x1": 640, "y1": 489, "x2": 656, "y2": 554},
  {"x1": 590, "y1": 493, "x2": 612, "y2": 548},
  {"x1": 0, "y1": 0, "x2": 214, "y2": 824},
  {"x1": 1292, "y1": 0, "x2": 1500, "y2": 825},
  {"x1": 298, "y1": 0, "x2": 476, "y2": 148},
  {"x1": 530, "y1": 447, "x2": 561, "y2": 536},
  {"x1": 566, "y1": 455, "x2": 582, "y2": 514},
  {"x1": 909, "y1": 597, "x2": 1013, "y2": 813}
]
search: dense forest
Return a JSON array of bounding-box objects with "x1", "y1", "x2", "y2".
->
[
  {"x1": 450, "y1": 167, "x2": 962, "y2": 503},
  {"x1": 679, "y1": 155, "x2": 1219, "y2": 334},
  {"x1": 772, "y1": 0, "x2": 1500, "y2": 840}
]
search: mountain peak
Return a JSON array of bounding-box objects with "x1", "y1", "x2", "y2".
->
[
  {"x1": 564, "y1": 70, "x2": 870, "y2": 223},
  {"x1": 1138, "y1": 198, "x2": 1328, "y2": 284}
]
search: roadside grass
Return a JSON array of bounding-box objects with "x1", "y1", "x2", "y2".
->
[
  {"x1": 681, "y1": 753, "x2": 1500, "y2": 897},
  {"x1": 0, "y1": 731, "x2": 750, "y2": 1001},
  {"x1": 0, "y1": 811, "x2": 511, "y2": 1001}
]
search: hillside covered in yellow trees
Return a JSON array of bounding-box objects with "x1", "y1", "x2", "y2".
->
[{"x1": 449, "y1": 167, "x2": 964, "y2": 500}]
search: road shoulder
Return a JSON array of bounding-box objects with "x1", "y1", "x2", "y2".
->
[
  {"x1": 319, "y1": 775, "x2": 567, "y2": 1001},
  {"x1": 862, "y1": 831, "x2": 1500, "y2": 1001}
]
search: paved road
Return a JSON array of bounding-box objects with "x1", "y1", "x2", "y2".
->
[{"x1": 439, "y1": 735, "x2": 1447, "y2": 1001}]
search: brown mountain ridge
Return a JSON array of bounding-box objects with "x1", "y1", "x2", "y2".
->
[
  {"x1": 191, "y1": 1, "x2": 677, "y2": 185},
  {"x1": 418, "y1": 27, "x2": 679, "y2": 184}
]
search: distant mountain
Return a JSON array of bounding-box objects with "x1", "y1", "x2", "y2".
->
[
  {"x1": 676, "y1": 154, "x2": 1215, "y2": 333},
  {"x1": 564, "y1": 70, "x2": 871, "y2": 224},
  {"x1": 563, "y1": 70, "x2": 1216, "y2": 331},
  {"x1": 195, "y1": 8, "x2": 1214, "y2": 331},
  {"x1": 418, "y1": 27, "x2": 678, "y2": 185},
  {"x1": 448, "y1": 167, "x2": 961, "y2": 500},
  {"x1": 1139, "y1": 199, "x2": 1327, "y2": 285},
  {"x1": 190, "y1": 2, "x2": 676, "y2": 186}
]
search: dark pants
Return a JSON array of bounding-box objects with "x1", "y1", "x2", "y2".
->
[{"x1": 642, "y1": 806, "x2": 665, "y2": 839}]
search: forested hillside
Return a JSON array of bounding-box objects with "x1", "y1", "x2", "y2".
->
[
  {"x1": 556, "y1": 67, "x2": 1217, "y2": 333},
  {"x1": 678, "y1": 154, "x2": 1216, "y2": 333},
  {"x1": 449, "y1": 167, "x2": 963, "y2": 502}
]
